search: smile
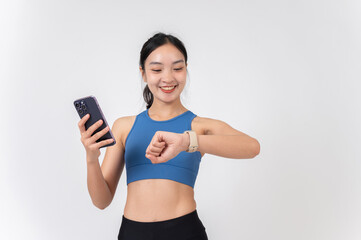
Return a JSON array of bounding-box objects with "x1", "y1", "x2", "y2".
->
[{"x1": 160, "y1": 85, "x2": 177, "y2": 93}]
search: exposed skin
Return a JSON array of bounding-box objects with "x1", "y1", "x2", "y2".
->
[{"x1": 81, "y1": 42, "x2": 260, "y2": 223}]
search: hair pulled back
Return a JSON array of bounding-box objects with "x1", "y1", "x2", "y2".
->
[{"x1": 139, "y1": 32, "x2": 188, "y2": 109}]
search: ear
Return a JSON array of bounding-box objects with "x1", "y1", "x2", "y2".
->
[{"x1": 139, "y1": 66, "x2": 146, "y2": 82}]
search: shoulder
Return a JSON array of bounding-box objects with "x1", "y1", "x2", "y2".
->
[
  {"x1": 191, "y1": 115, "x2": 217, "y2": 135},
  {"x1": 194, "y1": 115, "x2": 250, "y2": 136},
  {"x1": 192, "y1": 116, "x2": 222, "y2": 135},
  {"x1": 113, "y1": 115, "x2": 136, "y2": 126},
  {"x1": 112, "y1": 115, "x2": 137, "y2": 134},
  {"x1": 112, "y1": 115, "x2": 137, "y2": 147}
]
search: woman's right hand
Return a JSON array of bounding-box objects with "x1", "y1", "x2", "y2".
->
[{"x1": 78, "y1": 113, "x2": 114, "y2": 161}]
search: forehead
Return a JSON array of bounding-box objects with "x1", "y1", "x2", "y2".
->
[{"x1": 145, "y1": 44, "x2": 185, "y2": 66}]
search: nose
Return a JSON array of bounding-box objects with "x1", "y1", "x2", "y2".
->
[{"x1": 161, "y1": 69, "x2": 176, "y2": 84}]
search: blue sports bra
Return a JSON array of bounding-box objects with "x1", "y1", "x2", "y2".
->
[{"x1": 124, "y1": 108, "x2": 202, "y2": 188}]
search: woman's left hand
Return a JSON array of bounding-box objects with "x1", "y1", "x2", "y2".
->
[{"x1": 145, "y1": 131, "x2": 189, "y2": 164}]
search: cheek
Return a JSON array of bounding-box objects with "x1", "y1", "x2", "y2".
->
[
  {"x1": 146, "y1": 75, "x2": 159, "y2": 84},
  {"x1": 175, "y1": 71, "x2": 187, "y2": 80}
]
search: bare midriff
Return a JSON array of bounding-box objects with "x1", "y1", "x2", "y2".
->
[{"x1": 123, "y1": 179, "x2": 197, "y2": 222}]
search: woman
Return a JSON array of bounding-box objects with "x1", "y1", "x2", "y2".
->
[{"x1": 77, "y1": 32, "x2": 260, "y2": 240}]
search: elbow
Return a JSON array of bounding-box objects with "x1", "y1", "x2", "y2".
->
[
  {"x1": 97, "y1": 205, "x2": 107, "y2": 210},
  {"x1": 251, "y1": 139, "x2": 260, "y2": 158},
  {"x1": 91, "y1": 192, "x2": 114, "y2": 210},
  {"x1": 95, "y1": 203, "x2": 109, "y2": 210},
  {"x1": 92, "y1": 200, "x2": 111, "y2": 210}
]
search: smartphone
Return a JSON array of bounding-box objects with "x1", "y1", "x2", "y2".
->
[{"x1": 73, "y1": 95, "x2": 116, "y2": 148}]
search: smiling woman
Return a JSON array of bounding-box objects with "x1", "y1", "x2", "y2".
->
[
  {"x1": 139, "y1": 38, "x2": 189, "y2": 109},
  {"x1": 78, "y1": 32, "x2": 260, "y2": 240}
]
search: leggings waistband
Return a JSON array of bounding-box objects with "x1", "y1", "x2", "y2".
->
[{"x1": 122, "y1": 209, "x2": 198, "y2": 226}]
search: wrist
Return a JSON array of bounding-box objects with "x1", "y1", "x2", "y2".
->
[
  {"x1": 182, "y1": 132, "x2": 190, "y2": 152},
  {"x1": 86, "y1": 154, "x2": 99, "y2": 164}
]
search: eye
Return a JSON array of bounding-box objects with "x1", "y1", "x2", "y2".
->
[{"x1": 152, "y1": 68, "x2": 183, "y2": 72}]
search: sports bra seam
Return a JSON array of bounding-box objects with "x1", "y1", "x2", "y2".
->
[
  {"x1": 126, "y1": 163, "x2": 148, "y2": 169},
  {"x1": 127, "y1": 162, "x2": 197, "y2": 175},
  {"x1": 162, "y1": 163, "x2": 197, "y2": 175}
]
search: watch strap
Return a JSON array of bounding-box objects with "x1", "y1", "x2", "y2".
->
[{"x1": 184, "y1": 130, "x2": 198, "y2": 153}]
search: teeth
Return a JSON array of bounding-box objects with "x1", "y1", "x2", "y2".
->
[{"x1": 161, "y1": 86, "x2": 176, "y2": 90}]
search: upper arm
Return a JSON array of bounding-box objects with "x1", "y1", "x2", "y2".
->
[
  {"x1": 100, "y1": 117, "x2": 126, "y2": 200},
  {"x1": 202, "y1": 117, "x2": 251, "y2": 137},
  {"x1": 202, "y1": 117, "x2": 260, "y2": 154}
]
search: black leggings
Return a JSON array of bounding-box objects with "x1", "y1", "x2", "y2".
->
[{"x1": 118, "y1": 209, "x2": 208, "y2": 240}]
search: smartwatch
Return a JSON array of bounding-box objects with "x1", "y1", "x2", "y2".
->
[{"x1": 184, "y1": 130, "x2": 198, "y2": 153}]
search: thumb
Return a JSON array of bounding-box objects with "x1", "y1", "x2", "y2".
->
[{"x1": 156, "y1": 131, "x2": 165, "y2": 144}]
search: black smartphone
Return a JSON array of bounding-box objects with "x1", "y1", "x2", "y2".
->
[{"x1": 73, "y1": 95, "x2": 116, "y2": 148}]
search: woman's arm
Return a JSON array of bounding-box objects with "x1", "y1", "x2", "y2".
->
[
  {"x1": 197, "y1": 134, "x2": 259, "y2": 159},
  {"x1": 188, "y1": 117, "x2": 260, "y2": 159},
  {"x1": 87, "y1": 117, "x2": 126, "y2": 210}
]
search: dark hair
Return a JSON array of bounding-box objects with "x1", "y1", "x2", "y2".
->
[{"x1": 139, "y1": 32, "x2": 188, "y2": 109}]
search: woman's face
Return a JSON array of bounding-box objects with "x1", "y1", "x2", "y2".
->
[{"x1": 140, "y1": 43, "x2": 187, "y2": 103}]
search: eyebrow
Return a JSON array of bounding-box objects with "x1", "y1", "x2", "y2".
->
[{"x1": 148, "y1": 59, "x2": 184, "y2": 65}]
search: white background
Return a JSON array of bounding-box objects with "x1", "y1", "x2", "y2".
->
[{"x1": 1, "y1": 0, "x2": 360, "y2": 239}]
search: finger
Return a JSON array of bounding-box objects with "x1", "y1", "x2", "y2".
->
[
  {"x1": 147, "y1": 142, "x2": 165, "y2": 154},
  {"x1": 150, "y1": 134, "x2": 159, "y2": 145},
  {"x1": 145, "y1": 152, "x2": 153, "y2": 161},
  {"x1": 148, "y1": 143, "x2": 165, "y2": 153},
  {"x1": 146, "y1": 136, "x2": 163, "y2": 151},
  {"x1": 85, "y1": 119, "x2": 104, "y2": 138},
  {"x1": 146, "y1": 145, "x2": 160, "y2": 155},
  {"x1": 149, "y1": 155, "x2": 159, "y2": 164},
  {"x1": 90, "y1": 125, "x2": 110, "y2": 143},
  {"x1": 152, "y1": 131, "x2": 165, "y2": 144},
  {"x1": 156, "y1": 131, "x2": 165, "y2": 143},
  {"x1": 95, "y1": 138, "x2": 115, "y2": 149},
  {"x1": 146, "y1": 148, "x2": 161, "y2": 157},
  {"x1": 78, "y1": 113, "x2": 90, "y2": 134},
  {"x1": 152, "y1": 140, "x2": 166, "y2": 148},
  {"x1": 150, "y1": 134, "x2": 165, "y2": 149}
]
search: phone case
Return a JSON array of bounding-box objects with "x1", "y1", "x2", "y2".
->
[{"x1": 73, "y1": 95, "x2": 116, "y2": 148}]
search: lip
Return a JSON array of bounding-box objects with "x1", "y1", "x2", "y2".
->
[
  {"x1": 160, "y1": 85, "x2": 177, "y2": 93},
  {"x1": 159, "y1": 85, "x2": 177, "y2": 88}
]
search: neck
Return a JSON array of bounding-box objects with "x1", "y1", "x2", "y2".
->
[{"x1": 148, "y1": 99, "x2": 187, "y2": 119}]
